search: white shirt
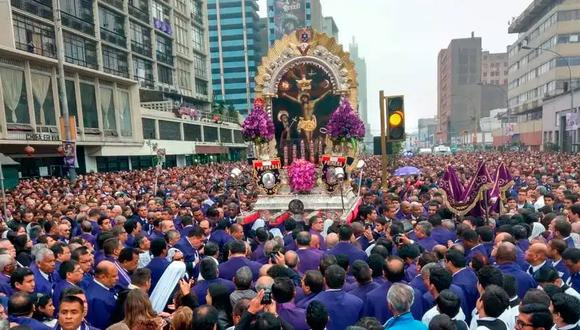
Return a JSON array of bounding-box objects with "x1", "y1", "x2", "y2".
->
[
  {"x1": 470, "y1": 308, "x2": 513, "y2": 330},
  {"x1": 422, "y1": 305, "x2": 465, "y2": 326},
  {"x1": 530, "y1": 260, "x2": 547, "y2": 273}
]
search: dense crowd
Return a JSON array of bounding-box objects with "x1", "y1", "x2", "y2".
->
[{"x1": 0, "y1": 151, "x2": 579, "y2": 330}]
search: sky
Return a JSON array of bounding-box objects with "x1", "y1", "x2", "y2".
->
[{"x1": 256, "y1": 0, "x2": 531, "y2": 134}]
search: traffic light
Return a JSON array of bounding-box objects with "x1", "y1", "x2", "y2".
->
[{"x1": 386, "y1": 96, "x2": 405, "y2": 141}]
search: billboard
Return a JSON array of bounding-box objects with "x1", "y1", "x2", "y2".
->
[{"x1": 273, "y1": 0, "x2": 307, "y2": 40}]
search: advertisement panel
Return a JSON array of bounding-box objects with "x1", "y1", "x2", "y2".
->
[{"x1": 273, "y1": 0, "x2": 307, "y2": 40}]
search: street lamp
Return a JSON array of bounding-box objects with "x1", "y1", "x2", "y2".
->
[{"x1": 521, "y1": 45, "x2": 574, "y2": 152}]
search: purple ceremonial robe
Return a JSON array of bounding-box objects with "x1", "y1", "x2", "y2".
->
[
  {"x1": 417, "y1": 237, "x2": 438, "y2": 252},
  {"x1": 251, "y1": 243, "x2": 266, "y2": 262},
  {"x1": 431, "y1": 227, "x2": 456, "y2": 245},
  {"x1": 569, "y1": 272, "x2": 580, "y2": 292},
  {"x1": 564, "y1": 236, "x2": 575, "y2": 248},
  {"x1": 404, "y1": 262, "x2": 418, "y2": 282},
  {"x1": 31, "y1": 264, "x2": 53, "y2": 296},
  {"x1": 8, "y1": 315, "x2": 51, "y2": 330},
  {"x1": 527, "y1": 260, "x2": 553, "y2": 278},
  {"x1": 309, "y1": 230, "x2": 326, "y2": 250},
  {"x1": 53, "y1": 280, "x2": 76, "y2": 312},
  {"x1": 295, "y1": 292, "x2": 318, "y2": 309},
  {"x1": 313, "y1": 289, "x2": 363, "y2": 330},
  {"x1": 373, "y1": 276, "x2": 387, "y2": 286},
  {"x1": 218, "y1": 256, "x2": 262, "y2": 282},
  {"x1": 363, "y1": 281, "x2": 423, "y2": 323},
  {"x1": 283, "y1": 233, "x2": 297, "y2": 251},
  {"x1": 344, "y1": 275, "x2": 357, "y2": 292},
  {"x1": 496, "y1": 262, "x2": 536, "y2": 299},
  {"x1": 552, "y1": 259, "x2": 571, "y2": 282},
  {"x1": 174, "y1": 237, "x2": 199, "y2": 263},
  {"x1": 409, "y1": 274, "x2": 427, "y2": 295},
  {"x1": 208, "y1": 229, "x2": 233, "y2": 251},
  {"x1": 277, "y1": 302, "x2": 308, "y2": 330},
  {"x1": 515, "y1": 246, "x2": 530, "y2": 271},
  {"x1": 517, "y1": 239, "x2": 530, "y2": 252},
  {"x1": 145, "y1": 256, "x2": 170, "y2": 293},
  {"x1": 179, "y1": 225, "x2": 194, "y2": 238},
  {"x1": 80, "y1": 233, "x2": 96, "y2": 247},
  {"x1": 327, "y1": 242, "x2": 368, "y2": 266},
  {"x1": 0, "y1": 273, "x2": 13, "y2": 296},
  {"x1": 348, "y1": 281, "x2": 380, "y2": 304},
  {"x1": 296, "y1": 248, "x2": 323, "y2": 274},
  {"x1": 466, "y1": 244, "x2": 489, "y2": 263},
  {"x1": 422, "y1": 284, "x2": 471, "y2": 323},
  {"x1": 192, "y1": 278, "x2": 235, "y2": 305},
  {"x1": 126, "y1": 234, "x2": 135, "y2": 248},
  {"x1": 85, "y1": 280, "x2": 117, "y2": 330},
  {"x1": 452, "y1": 268, "x2": 479, "y2": 316},
  {"x1": 93, "y1": 250, "x2": 105, "y2": 266}
]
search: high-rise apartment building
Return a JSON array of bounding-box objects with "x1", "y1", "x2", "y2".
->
[
  {"x1": 0, "y1": 0, "x2": 246, "y2": 176},
  {"x1": 208, "y1": 0, "x2": 264, "y2": 115},
  {"x1": 481, "y1": 51, "x2": 509, "y2": 86},
  {"x1": 437, "y1": 35, "x2": 507, "y2": 144},
  {"x1": 266, "y1": 0, "x2": 322, "y2": 45},
  {"x1": 322, "y1": 16, "x2": 338, "y2": 40},
  {"x1": 506, "y1": 0, "x2": 580, "y2": 151}
]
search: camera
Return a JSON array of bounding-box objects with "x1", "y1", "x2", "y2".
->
[
  {"x1": 261, "y1": 289, "x2": 272, "y2": 304},
  {"x1": 394, "y1": 234, "x2": 403, "y2": 245}
]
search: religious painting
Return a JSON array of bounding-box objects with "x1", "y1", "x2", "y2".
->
[
  {"x1": 273, "y1": 0, "x2": 307, "y2": 40},
  {"x1": 272, "y1": 63, "x2": 340, "y2": 164}
]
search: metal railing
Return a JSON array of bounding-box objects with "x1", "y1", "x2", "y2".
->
[
  {"x1": 11, "y1": 0, "x2": 53, "y2": 19},
  {"x1": 61, "y1": 11, "x2": 95, "y2": 35},
  {"x1": 100, "y1": 28, "x2": 127, "y2": 47},
  {"x1": 101, "y1": 0, "x2": 123, "y2": 10},
  {"x1": 141, "y1": 101, "x2": 239, "y2": 123},
  {"x1": 131, "y1": 41, "x2": 152, "y2": 57},
  {"x1": 128, "y1": 4, "x2": 149, "y2": 23}
]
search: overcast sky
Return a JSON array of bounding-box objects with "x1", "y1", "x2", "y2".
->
[{"x1": 256, "y1": 0, "x2": 532, "y2": 134}]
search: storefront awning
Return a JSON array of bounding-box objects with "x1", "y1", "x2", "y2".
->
[{"x1": 195, "y1": 145, "x2": 228, "y2": 154}]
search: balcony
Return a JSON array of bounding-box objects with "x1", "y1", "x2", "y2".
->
[
  {"x1": 15, "y1": 40, "x2": 56, "y2": 59},
  {"x1": 100, "y1": 0, "x2": 123, "y2": 10},
  {"x1": 104, "y1": 65, "x2": 129, "y2": 78},
  {"x1": 100, "y1": 27, "x2": 126, "y2": 47},
  {"x1": 141, "y1": 101, "x2": 239, "y2": 124},
  {"x1": 65, "y1": 54, "x2": 97, "y2": 69},
  {"x1": 131, "y1": 41, "x2": 152, "y2": 57},
  {"x1": 128, "y1": 4, "x2": 149, "y2": 23},
  {"x1": 61, "y1": 11, "x2": 95, "y2": 35},
  {"x1": 156, "y1": 51, "x2": 173, "y2": 66},
  {"x1": 11, "y1": 0, "x2": 53, "y2": 19}
]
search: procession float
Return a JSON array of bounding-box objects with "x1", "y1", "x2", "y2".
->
[{"x1": 239, "y1": 28, "x2": 364, "y2": 223}]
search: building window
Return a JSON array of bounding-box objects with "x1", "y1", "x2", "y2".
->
[
  {"x1": 192, "y1": 0, "x2": 203, "y2": 24},
  {"x1": 183, "y1": 123, "x2": 201, "y2": 141},
  {"x1": 142, "y1": 118, "x2": 156, "y2": 138},
  {"x1": 63, "y1": 32, "x2": 97, "y2": 68},
  {"x1": 80, "y1": 82, "x2": 98, "y2": 129},
  {"x1": 175, "y1": 16, "x2": 188, "y2": 55},
  {"x1": 176, "y1": 59, "x2": 191, "y2": 91},
  {"x1": 100, "y1": 87, "x2": 116, "y2": 132},
  {"x1": 63, "y1": 80, "x2": 79, "y2": 126},
  {"x1": 156, "y1": 34, "x2": 173, "y2": 65},
  {"x1": 158, "y1": 65, "x2": 173, "y2": 85},
  {"x1": 60, "y1": 0, "x2": 94, "y2": 35},
  {"x1": 128, "y1": 0, "x2": 149, "y2": 22},
  {"x1": 192, "y1": 25, "x2": 204, "y2": 51},
  {"x1": 102, "y1": 46, "x2": 129, "y2": 77},
  {"x1": 558, "y1": 9, "x2": 580, "y2": 22},
  {"x1": 13, "y1": 14, "x2": 56, "y2": 58},
  {"x1": 151, "y1": 1, "x2": 169, "y2": 21},
  {"x1": 31, "y1": 74, "x2": 56, "y2": 126},
  {"x1": 193, "y1": 53, "x2": 206, "y2": 78},
  {"x1": 195, "y1": 78, "x2": 207, "y2": 96},
  {"x1": 158, "y1": 120, "x2": 181, "y2": 140},
  {"x1": 175, "y1": 0, "x2": 186, "y2": 14},
  {"x1": 220, "y1": 128, "x2": 232, "y2": 143},
  {"x1": 0, "y1": 67, "x2": 30, "y2": 125},
  {"x1": 99, "y1": 6, "x2": 126, "y2": 47},
  {"x1": 130, "y1": 22, "x2": 151, "y2": 57},
  {"x1": 118, "y1": 90, "x2": 132, "y2": 137},
  {"x1": 133, "y1": 57, "x2": 153, "y2": 85},
  {"x1": 204, "y1": 126, "x2": 218, "y2": 142}
]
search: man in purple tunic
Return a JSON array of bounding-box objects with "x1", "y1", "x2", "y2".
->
[
  {"x1": 326, "y1": 225, "x2": 367, "y2": 266},
  {"x1": 272, "y1": 277, "x2": 308, "y2": 330},
  {"x1": 219, "y1": 240, "x2": 262, "y2": 282},
  {"x1": 296, "y1": 270, "x2": 324, "y2": 309},
  {"x1": 295, "y1": 232, "x2": 323, "y2": 274},
  {"x1": 494, "y1": 242, "x2": 536, "y2": 298},
  {"x1": 308, "y1": 216, "x2": 326, "y2": 251},
  {"x1": 414, "y1": 221, "x2": 438, "y2": 252},
  {"x1": 348, "y1": 260, "x2": 380, "y2": 304},
  {"x1": 313, "y1": 265, "x2": 363, "y2": 330},
  {"x1": 445, "y1": 249, "x2": 479, "y2": 316}
]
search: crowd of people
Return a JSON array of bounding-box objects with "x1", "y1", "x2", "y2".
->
[{"x1": 0, "y1": 151, "x2": 578, "y2": 330}]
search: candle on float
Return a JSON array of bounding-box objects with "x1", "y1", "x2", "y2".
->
[
  {"x1": 300, "y1": 140, "x2": 305, "y2": 159},
  {"x1": 309, "y1": 140, "x2": 315, "y2": 163},
  {"x1": 292, "y1": 144, "x2": 297, "y2": 163},
  {"x1": 283, "y1": 145, "x2": 289, "y2": 167}
]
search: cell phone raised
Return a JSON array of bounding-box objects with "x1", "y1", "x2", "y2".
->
[{"x1": 261, "y1": 289, "x2": 272, "y2": 305}]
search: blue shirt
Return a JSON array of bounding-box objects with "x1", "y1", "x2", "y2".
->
[{"x1": 384, "y1": 312, "x2": 427, "y2": 330}]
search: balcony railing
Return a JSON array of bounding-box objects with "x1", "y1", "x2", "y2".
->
[
  {"x1": 65, "y1": 54, "x2": 98, "y2": 69},
  {"x1": 141, "y1": 101, "x2": 239, "y2": 124},
  {"x1": 61, "y1": 11, "x2": 95, "y2": 35},
  {"x1": 104, "y1": 65, "x2": 129, "y2": 78},
  {"x1": 156, "y1": 51, "x2": 173, "y2": 66},
  {"x1": 15, "y1": 40, "x2": 56, "y2": 58},
  {"x1": 100, "y1": 27, "x2": 127, "y2": 47},
  {"x1": 131, "y1": 41, "x2": 152, "y2": 57},
  {"x1": 11, "y1": 0, "x2": 53, "y2": 19},
  {"x1": 128, "y1": 4, "x2": 149, "y2": 23},
  {"x1": 100, "y1": 0, "x2": 123, "y2": 10}
]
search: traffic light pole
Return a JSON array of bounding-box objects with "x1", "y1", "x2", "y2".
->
[{"x1": 379, "y1": 91, "x2": 388, "y2": 189}]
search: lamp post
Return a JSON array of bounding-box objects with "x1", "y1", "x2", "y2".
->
[{"x1": 522, "y1": 46, "x2": 574, "y2": 152}]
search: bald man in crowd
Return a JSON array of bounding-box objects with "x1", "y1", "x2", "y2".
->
[
  {"x1": 84, "y1": 261, "x2": 119, "y2": 329},
  {"x1": 495, "y1": 242, "x2": 536, "y2": 298},
  {"x1": 525, "y1": 243, "x2": 552, "y2": 277}
]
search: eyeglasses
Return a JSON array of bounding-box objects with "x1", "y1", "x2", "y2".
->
[{"x1": 515, "y1": 319, "x2": 535, "y2": 329}]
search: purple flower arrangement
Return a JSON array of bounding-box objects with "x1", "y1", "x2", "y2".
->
[
  {"x1": 242, "y1": 98, "x2": 275, "y2": 144},
  {"x1": 288, "y1": 159, "x2": 317, "y2": 193},
  {"x1": 326, "y1": 97, "x2": 365, "y2": 143}
]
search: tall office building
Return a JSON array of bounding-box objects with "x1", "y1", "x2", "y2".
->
[
  {"x1": 437, "y1": 35, "x2": 507, "y2": 144},
  {"x1": 266, "y1": 0, "x2": 322, "y2": 45},
  {"x1": 322, "y1": 16, "x2": 339, "y2": 40},
  {"x1": 506, "y1": 0, "x2": 580, "y2": 151},
  {"x1": 208, "y1": 0, "x2": 263, "y2": 115},
  {"x1": 349, "y1": 37, "x2": 370, "y2": 149},
  {"x1": 0, "y1": 0, "x2": 247, "y2": 176}
]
